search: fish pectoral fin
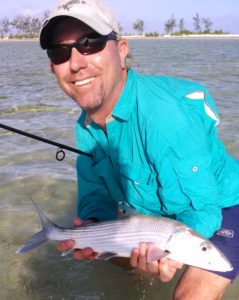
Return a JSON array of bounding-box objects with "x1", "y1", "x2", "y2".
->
[
  {"x1": 96, "y1": 252, "x2": 118, "y2": 261},
  {"x1": 61, "y1": 248, "x2": 75, "y2": 257},
  {"x1": 147, "y1": 245, "x2": 171, "y2": 262}
]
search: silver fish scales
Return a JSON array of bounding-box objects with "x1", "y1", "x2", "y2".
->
[{"x1": 17, "y1": 202, "x2": 233, "y2": 272}]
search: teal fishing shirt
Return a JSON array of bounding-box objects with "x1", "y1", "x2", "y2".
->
[{"x1": 75, "y1": 69, "x2": 239, "y2": 238}]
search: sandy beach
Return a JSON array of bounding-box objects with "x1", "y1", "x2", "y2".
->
[
  {"x1": 1, "y1": 34, "x2": 239, "y2": 42},
  {"x1": 122, "y1": 33, "x2": 239, "y2": 39}
]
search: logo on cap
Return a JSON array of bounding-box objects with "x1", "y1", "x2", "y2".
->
[{"x1": 58, "y1": 0, "x2": 86, "y2": 11}]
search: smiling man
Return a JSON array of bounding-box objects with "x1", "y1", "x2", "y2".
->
[
  {"x1": 39, "y1": 0, "x2": 239, "y2": 299},
  {"x1": 47, "y1": 19, "x2": 128, "y2": 127}
]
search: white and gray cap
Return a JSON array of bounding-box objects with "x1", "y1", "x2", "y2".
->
[{"x1": 40, "y1": 0, "x2": 120, "y2": 49}]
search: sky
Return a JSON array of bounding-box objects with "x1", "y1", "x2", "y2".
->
[{"x1": 1, "y1": 0, "x2": 239, "y2": 33}]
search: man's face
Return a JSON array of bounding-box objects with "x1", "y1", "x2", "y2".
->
[{"x1": 50, "y1": 18, "x2": 128, "y2": 115}]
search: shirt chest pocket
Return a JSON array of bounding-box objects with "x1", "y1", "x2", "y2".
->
[{"x1": 173, "y1": 152, "x2": 218, "y2": 209}]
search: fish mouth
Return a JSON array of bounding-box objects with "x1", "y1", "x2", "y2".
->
[{"x1": 74, "y1": 77, "x2": 95, "y2": 86}]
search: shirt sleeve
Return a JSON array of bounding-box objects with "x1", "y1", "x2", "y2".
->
[{"x1": 76, "y1": 154, "x2": 118, "y2": 221}]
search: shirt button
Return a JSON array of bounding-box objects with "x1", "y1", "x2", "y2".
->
[
  {"x1": 134, "y1": 181, "x2": 140, "y2": 185},
  {"x1": 192, "y1": 166, "x2": 198, "y2": 172}
]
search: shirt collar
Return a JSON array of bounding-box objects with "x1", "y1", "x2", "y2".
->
[{"x1": 84, "y1": 113, "x2": 92, "y2": 128}]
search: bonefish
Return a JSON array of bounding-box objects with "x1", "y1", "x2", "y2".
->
[{"x1": 16, "y1": 202, "x2": 232, "y2": 272}]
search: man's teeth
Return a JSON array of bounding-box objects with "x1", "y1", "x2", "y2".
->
[{"x1": 75, "y1": 77, "x2": 95, "y2": 86}]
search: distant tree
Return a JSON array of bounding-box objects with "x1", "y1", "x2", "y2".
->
[
  {"x1": 202, "y1": 17, "x2": 213, "y2": 33},
  {"x1": 10, "y1": 14, "x2": 42, "y2": 37},
  {"x1": 178, "y1": 18, "x2": 185, "y2": 33},
  {"x1": 145, "y1": 31, "x2": 160, "y2": 37},
  {"x1": 0, "y1": 17, "x2": 11, "y2": 37},
  {"x1": 133, "y1": 19, "x2": 145, "y2": 35},
  {"x1": 11, "y1": 15, "x2": 30, "y2": 35},
  {"x1": 193, "y1": 13, "x2": 201, "y2": 32},
  {"x1": 164, "y1": 15, "x2": 177, "y2": 34},
  {"x1": 214, "y1": 29, "x2": 224, "y2": 34},
  {"x1": 30, "y1": 17, "x2": 42, "y2": 35},
  {"x1": 118, "y1": 22, "x2": 124, "y2": 34},
  {"x1": 42, "y1": 10, "x2": 50, "y2": 21}
]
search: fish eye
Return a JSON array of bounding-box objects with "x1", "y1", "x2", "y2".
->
[{"x1": 200, "y1": 242, "x2": 211, "y2": 252}]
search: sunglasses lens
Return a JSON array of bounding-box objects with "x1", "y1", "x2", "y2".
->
[
  {"x1": 77, "y1": 39, "x2": 106, "y2": 55},
  {"x1": 47, "y1": 47, "x2": 71, "y2": 65}
]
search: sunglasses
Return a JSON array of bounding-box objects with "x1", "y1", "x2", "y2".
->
[{"x1": 47, "y1": 32, "x2": 117, "y2": 65}]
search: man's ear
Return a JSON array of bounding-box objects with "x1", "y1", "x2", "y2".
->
[{"x1": 118, "y1": 39, "x2": 129, "y2": 69}]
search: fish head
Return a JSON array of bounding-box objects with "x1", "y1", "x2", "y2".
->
[{"x1": 167, "y1": 227, "x2": 233, "y2": 272}]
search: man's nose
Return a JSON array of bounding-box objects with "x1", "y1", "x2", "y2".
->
[{"x1": 69, "y1": 47, "x2": 87, "y2": 72}]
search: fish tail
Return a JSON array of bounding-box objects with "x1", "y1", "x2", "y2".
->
[
  {"x1": 16, "y1": 200, "x2": 57, "y2": 254},
  {"x1": 16, "y1": 230, "x2": 49, "y2": 253}
]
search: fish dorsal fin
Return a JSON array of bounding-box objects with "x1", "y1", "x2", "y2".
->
[
  {"x1": 96, "y1": 252, "x2": 118, "y2": 261},
  {"x1": 147, "y1": 245, "x2": 171, "y2": 262}
]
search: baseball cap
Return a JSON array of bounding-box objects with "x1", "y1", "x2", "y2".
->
[{"x1": 40, "y1": 0, "x2": 120, "y2": 49}]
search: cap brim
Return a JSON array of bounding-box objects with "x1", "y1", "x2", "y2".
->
[{"x1": 40, "y1": 15, "x2": 115, "y2": 49}]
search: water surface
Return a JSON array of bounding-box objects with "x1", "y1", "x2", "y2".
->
[{"x1": 0, "y1": 38, "x2": 239, "y2": 299}]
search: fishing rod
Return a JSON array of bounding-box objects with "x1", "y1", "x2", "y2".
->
[{"x1": 0, "y1": 123, "x2": 92, "y2": 161}]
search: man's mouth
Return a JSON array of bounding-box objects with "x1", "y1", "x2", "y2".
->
[{"x1": 75, "y1": 77, "x2": 95, "y2": 86}]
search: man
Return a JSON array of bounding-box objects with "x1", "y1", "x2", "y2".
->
[{"x1": 39, "y1": 0, "x2": 239, "y2": 299}]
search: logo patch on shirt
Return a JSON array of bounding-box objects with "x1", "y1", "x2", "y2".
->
[{"x1": 216, "y1": 228, "x2": 234, "y2": 238}]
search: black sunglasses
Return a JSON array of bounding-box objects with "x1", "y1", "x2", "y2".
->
[{"x1": 47, "y1": 32, "x2": 117, "y2": 65}]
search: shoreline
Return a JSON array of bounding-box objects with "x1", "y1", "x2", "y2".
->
[
  {"x1": 1, "y1": 34, "x2": 239, "y2": 42},
  {"x1": 123, "y1": 34, "x2": 239, "y2": 39}
]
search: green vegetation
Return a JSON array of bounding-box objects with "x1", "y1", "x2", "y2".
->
[
  {"x1": 0, "y1": 11, "x2": 229, "y2": 40},
  {"x1": 0, "y1": 11, "x2": 49, "y2": 39},
  {"x1": 145, "y1": 32, "x2": 160, "y2": 37},
  {"x1": 164, "y1": 15, "x2": 177, "y2": 34},
  {"x1": 133, "y1": 19, "x2": 145, "y2": 35},
  {"x1": 163, "y1": 12, "x2": 226, "y2": 36},
  {"x1": 131, "y1": 12, "x2": 227, "y2": 37}
]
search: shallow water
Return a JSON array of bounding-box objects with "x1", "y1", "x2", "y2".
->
[{"x1": 0, "y1": 38, "x2": 239, "y2": 299}]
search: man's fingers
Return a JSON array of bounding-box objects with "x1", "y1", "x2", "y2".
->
[
  {"x1": 158, "y1": 257, "x2": 179, "y2": 282},
  {"x1": 73, "y1": 247, "x2": 95, "y2": 260},
  {"x1": 73, "y1": 249, "x2": 84, "y2": 260},
  {"x1": 138, "y1": 242, "x2": 148, "y2": 272},
  {"x1": 167, "y1": 258, "x2": 183, "y2": 269},
  {"x1": 57, "y1": 239, "x2": 75, "y2": 251},
  {"x1": 130, "y1": 247, "x2": 139, "y2": 268},
  {"x1": 73, "y1": 217, "x2": 84, "y2": 227},
  {"x1": 56, "y1": 219, "x2": 97, "y2": 260},
  {"x1": 147, "y1": 261, "x2": 160, "y2": 275},
  {"x1": 130, "y1": 243, "x2": 183, "y2": 282},
  {"x1": 131, "y1": 242, "x2": 158, "y2": 273}
]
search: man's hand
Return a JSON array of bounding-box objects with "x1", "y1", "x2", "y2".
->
[
  {"x1": 57, "y1": 217, "x2": 98, "y2": 260},
  {"x1": 130, "y1": 242, "x2": 183, "y2": 282}
]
